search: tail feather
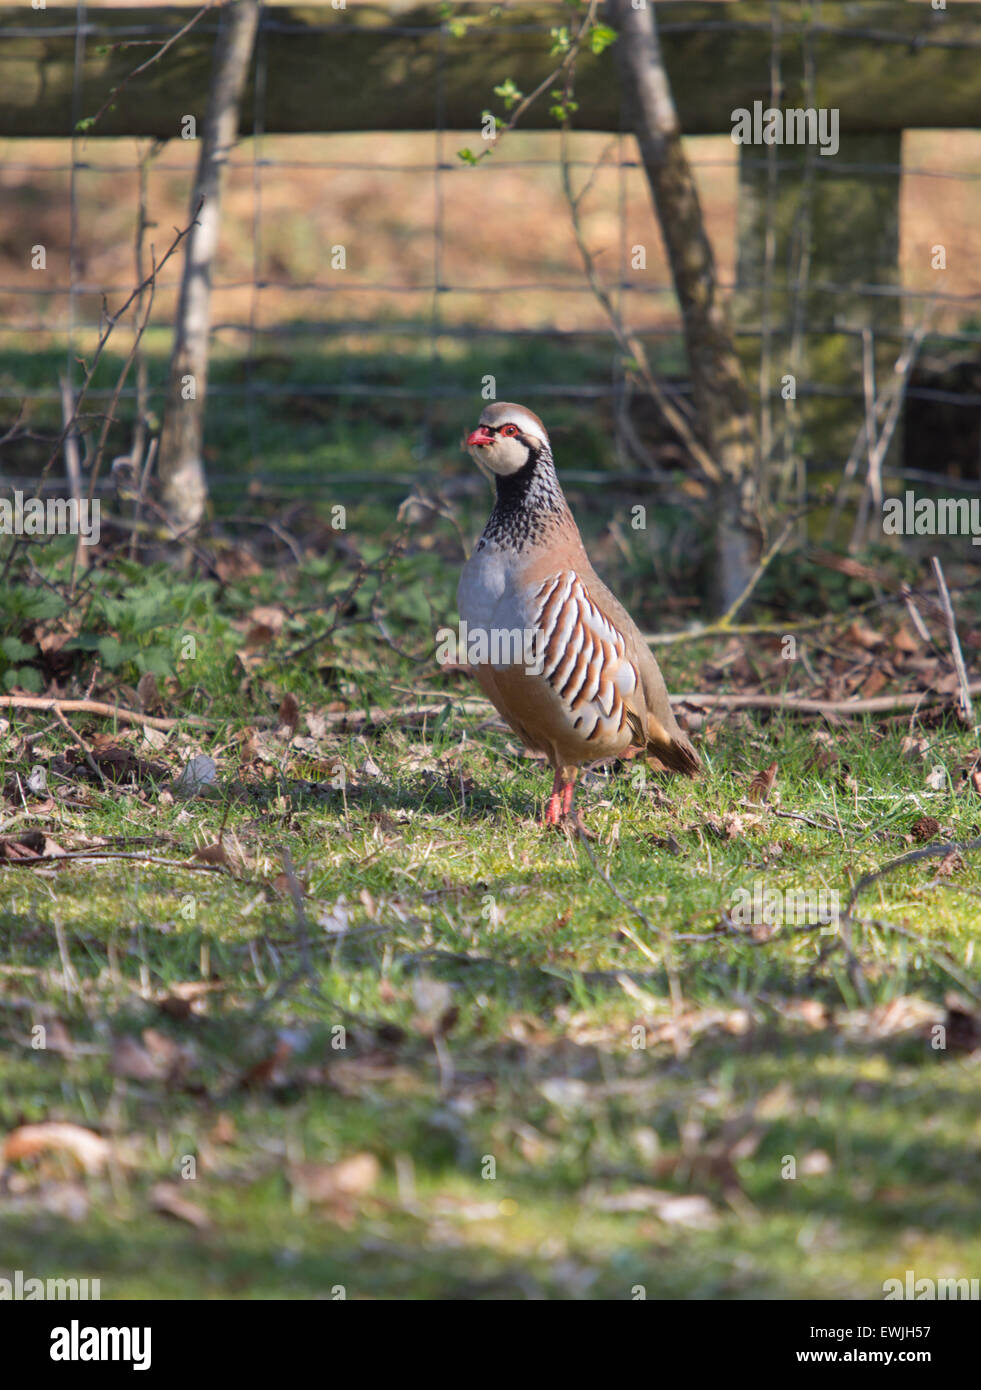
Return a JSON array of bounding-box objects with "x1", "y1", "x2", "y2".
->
[{"x1": 646, "y1": 714, "x2": 701, "y2": 777}]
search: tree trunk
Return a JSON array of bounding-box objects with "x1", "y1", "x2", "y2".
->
[
  {"x1": 609, "y1": 0, "x2": 762, "y2": 613},
  {"x1": 157, "y1": 0, "x2": 260, "y2": 536}
]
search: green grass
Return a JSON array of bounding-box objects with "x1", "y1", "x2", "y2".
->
[
  {"x1": 2, "y1": 338, "x2": 981, "y2": 1300},
  {"x1": 1, "y1": 685, "x2": 980, "y2": 1298}
]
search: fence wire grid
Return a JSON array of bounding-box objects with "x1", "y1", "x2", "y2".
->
[{"x1": 1, "y1": 1, "x2": 980, "y2": 508}]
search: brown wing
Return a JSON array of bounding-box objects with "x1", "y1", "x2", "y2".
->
[
  {"x1": 528, "y1": 571, "x2": 641, "y2": 749},
  {"x1": 568, "y1": 566, "x2": 701, "y2": 777}
]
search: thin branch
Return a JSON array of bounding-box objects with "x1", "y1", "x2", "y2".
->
[
  {"x1": 52, "y1": 707, "x2": 108, "y2": 788},
  {"x1": 458, "y1": 0, "x2": 600, "y2": 165},
  {"x1": 715, "y1": 517, "x2": 796, "y2": 628},
  {"x1": 931, "y1": 555, "x2": 975, "y2": 724},
  {"x1": 0, "y1": 852, "x2": 230, "y2": 872},
  {"x1": 558, "y1": 140, "x2": 722, "y2": 486},
  {"x1": 828, "y1": 311, "x2": 933, "y2": 545},
  {"x1": 675, "y1": 682, "x2": 981, "y2": 718},
  {"x1": 0, "y1": 696, "x2": 214, "y2": 732},
  {"x1": 78, "y1": 2, "x2": 218, "y2": 137},
  {"x1": 0, "y1": 209, "x2": 201, "y2": 592},
  {"x1": 844, "y1": 837, "x2": 981, "y2": 919}
]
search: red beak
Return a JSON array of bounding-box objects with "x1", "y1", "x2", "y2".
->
[{"x1": 466, "y1": 425, "x2": 495, "y2": 447}]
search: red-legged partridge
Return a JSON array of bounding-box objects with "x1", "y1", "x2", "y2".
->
[{"x1": 458, "y1": 401, "x2": 699, "y2": 827}]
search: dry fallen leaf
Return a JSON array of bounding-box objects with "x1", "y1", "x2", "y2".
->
[
  {"x1": 111, "y1": 1029, "x2": 189, "y2": 1084},
  {"x1": 3, "y1": 1122, "x2": 111, "y2": 1175},
  {"x1": 845, "y1": 620, "x2": 885, "y2": 651},
  {"x1": 289, "y1": 1152, "x2": 380, "y2": 1206},
  {"x1": 591, "y1": 1187, "x2": 718, "y2": 1229},
  {"x1": 111, "y1": 1034, "x2": 165, "y2": 1083},
  {"x1": 193, "y1": 841, "x2": 234, "y2": 869},
  {"x1": 900, "y1": 735, "x2": 931, "y2": 762},
  {"x1": 703, "y1": 812, "x2": 745, "y2": 841},
  {"x1": 240, "y1": 1037, "x2": 294, "y2": 1089},
  {"x1": 150, "y1": 1181, "x2": 212, "y2": 1232},
  {"x1": 136, "y1": 671, "x2": 162, "y2": 712},
  {"x1": 244, "y1": 605, "x2": 286, "y2": 650},
  {"x1": 156, "y1": 980, "x2": 223, "y2": 1020},
  {"x1": 891, "y1": 625, "x2": 920, "y2": 655},
  {"x1": 746, "y1": 762, "x2": 778, "y2": 805},
  {"x1": 277, "y1": 692, "x2": 301, "y2": 738},
  {"x1": 777, "y1": 1000, "x2": 831, "y2": 1032},
  {"x1": 209, "y1": 1113, "x2": 237, "y2": 1145},
  {"x1": 0, "y1": 830, "x2": 66, "y2": 862},
  {"x1": 839, "y1": 996, "x2": 943, "y2": 1041},
  {"x1": 936, "y1": 850, "x2": 963, "y2": 878},
  {"x1": 141, "y1": 1028, "x2": 187, "y2": 1071},
  {"x1": 859, "y1": 666, "x2": 889, "y2": 699}
]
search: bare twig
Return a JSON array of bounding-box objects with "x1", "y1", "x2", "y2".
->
[
  {"x1": 900, "y1": 581, "x2": 934, "y2": 647},
  {"x1": 459, "y1": 0, "x2": 600, "y2": 165},
  {"x1": 0, "y1": 210, "x2": 200, "y2": 592},
  {"x1": 283, "y1": 529, "x2": 409, "y2": 662},
  {"x1": 60, "y1": 376, "x2": 86, "y2": 578},
  {"x1": 736, "y1": 799, "x2": 839, "y2": 831},
  {"x1": 52, "y1": 707, "x2": 108, "y2": 789},
  {"x1": 558, "y1": 140, "x2": 722, "y2": 487},
  {"x1": 0, "y1": 852, "x2": 231, "y2": 872},
  {"x1": 675, "y1": 682, "x2": 981, "y2": 718},
  {"x1": 0, "y1": 696, "x2": 213, "y2": 732},
  {"x1": 79, "y1": 2, "x2": 218, "y2": 137},
  {"x1": 129, "y1": 436, "x2": 159, "y2": 562},
  {"x1": 715, "y1": 517, "x2": 796, "y2": 628},
  {"x1": 828, "y1": 312, "x2": 932, "y2": 545},
  {"x1": 844, "y1": 837, "x2": 981, "y2": 920},
  {"x1": 930, "y1": 556, "x2": 975, "y2": 724}
]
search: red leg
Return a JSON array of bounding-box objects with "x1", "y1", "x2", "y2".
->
[
  {"x1": 543, "y1": 767, "x2": 563, "y2": 827},
  {"x1": 559, "y1": 769, "x2": 593, "y2": 837}
]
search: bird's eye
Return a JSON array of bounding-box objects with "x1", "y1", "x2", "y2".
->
[{"x1": 500, "y1": 424, "x2": 519, "y2": 437}]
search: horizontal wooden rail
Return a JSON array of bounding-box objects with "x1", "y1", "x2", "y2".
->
[{"x1": 0, "y1": 3, "x2": 978, "y2": 139}]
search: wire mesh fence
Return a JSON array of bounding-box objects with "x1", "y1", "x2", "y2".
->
[{"x1": 1, "y1": 2, "x2": 980, "y2": 513}]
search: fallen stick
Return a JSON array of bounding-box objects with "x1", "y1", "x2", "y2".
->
[
  {"x1": 3, "y1": 678, "x2": 980, "y2": 738},
  {"x1": 275, "y1": 686, "x2": 981, "y2": 727},
  {"x1": 0, "y1": 852, "x2": 229, "y2": 872},
  {"x1": 674, "y1": 682, "x2": 981, "y2": 718},
  {"x1": 52, "y1": 706, "x2": 107, "y2": 787},
  {"x1": 0, "y1": 696, "x2": 214, "y2": 732},
  {"x1": 844, "y1": 836, "x2": 981, "y2": 920}
]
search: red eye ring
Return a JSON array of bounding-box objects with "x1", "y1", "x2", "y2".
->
[{"x1": 500, "y1": 424, "x2": 519, "y2": 436}]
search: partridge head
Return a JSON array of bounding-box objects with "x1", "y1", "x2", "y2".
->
[{"x1": 458, "y1": 401, "x2": 699, "y2": 827}]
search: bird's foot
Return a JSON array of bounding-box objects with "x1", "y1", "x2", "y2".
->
[
  {"x1": 568, "y1": 809, "x2": 596, "y2": 841},
  {"x1": 543, "y1": 780, "x2": 592, "y2": 835}
]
